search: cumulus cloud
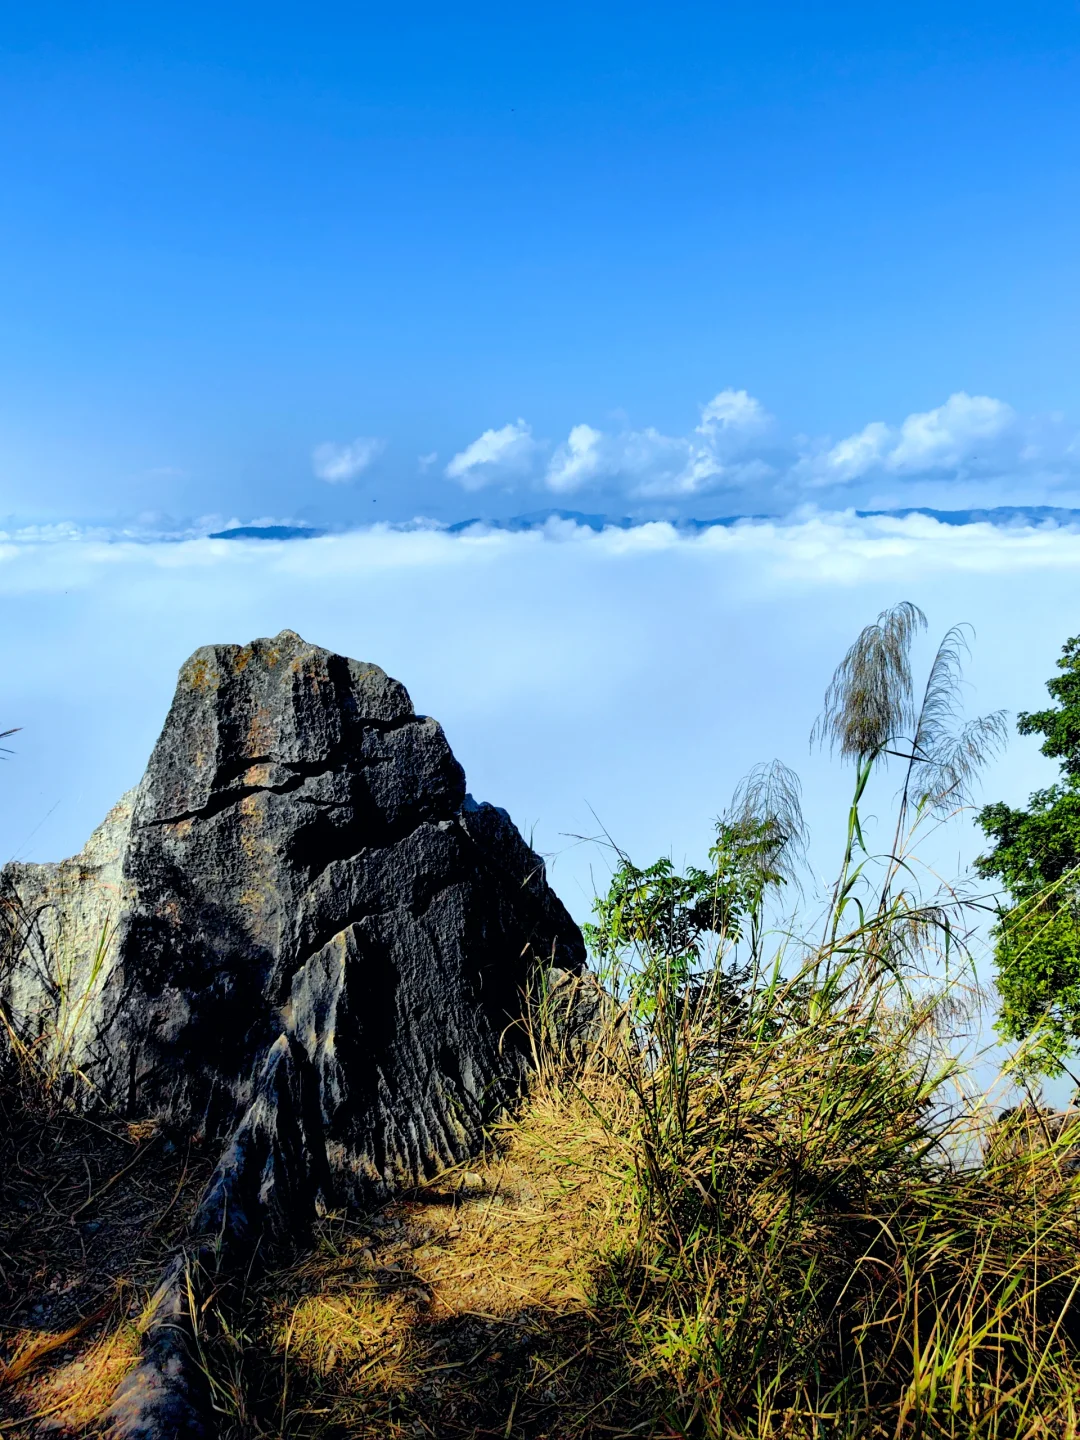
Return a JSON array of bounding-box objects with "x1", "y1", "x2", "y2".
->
[
  {"x1": 442, "y1": 389, "x2": 1080, "y2": 507},
  {"x1": 545, "y1": 424, "x2": 605, "y2": 493},
  {"x1": 545, "y1": 423, "x2": 701, "y2": 495},
  {"x1": 545, "y1": 389, "x2": 775, "y2": 497},
  {"x1": 445, "y1": 420, "x2": 538, "y2": 490},
  {"x1": 312, "y1": 437, "x2": 386, "y2": 484},
  {"x1": 696, "y1": 387, "x2": 770, "y2": 440},
  {"x1": 810, "y1": 393, "x2": 1019, "y2": 487}
]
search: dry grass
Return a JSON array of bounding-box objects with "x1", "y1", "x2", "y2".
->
[
  {"x1": 8, "y1": 966, "x2": 1080, "y2": 1440},
  {"x1": 7, "y1": 972, "x2": 1080, "y2": 1440},
  {"x1": 593, "y1": 955, "x2": 1080, "y2": 1440},
  {"x1": 0, "y1": 1078, "x2": 213, "y2": 1436},
  {"x1": 186, "y1": 956, "x2": 1080, "y2": 1440},
  {"x1": 5, "y1": 1323, "x2": 143, "y2": 1434},
  {"x1": 206, "y1": 1071, "x2": 656, "y2": 1439}
]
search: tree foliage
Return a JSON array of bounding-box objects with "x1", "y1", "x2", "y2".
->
[
  {"x1": 584, "y1": 761, "x2": 805, "y2": 1014},
  {"x1": 977, "y1": 635, "x2": 1080, "y2": 1075}
]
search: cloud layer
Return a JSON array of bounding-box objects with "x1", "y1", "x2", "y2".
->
[
  {"x1": 1, "y1": 511, "x2": 1075, "y2": 901},
  {"x1": 442, "y1": 390, "x2": 1080, "y2": 508}
]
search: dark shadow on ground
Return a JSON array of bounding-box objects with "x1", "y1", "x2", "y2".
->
[
  {"x1": 0, "y1": 1076, "x2": 213, "y2": 1433},
  {"x1": 210, "y1": 1190, "x2": 671, "y2": 1440}
]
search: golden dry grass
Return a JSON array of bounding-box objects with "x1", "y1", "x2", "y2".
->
[
  {"x1": 194, "y1": 960, "x2": 1080, "y2": 1440},
  {"x1": 5, "y1": 1321, "x2": 142, "y2": 1434},
  {"x1": 214, "y1": 1072, "x2": 657, "y2": 1439}
]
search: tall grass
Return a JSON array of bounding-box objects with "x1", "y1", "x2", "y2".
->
[
  {"x1": 584, "y1": 951, "x2": 1080, "y2": 1438},
  {"x1": 567, "y1": 605, "x2": 1080, "y2": 1438}
]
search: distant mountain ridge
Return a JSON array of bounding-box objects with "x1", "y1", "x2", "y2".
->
[
  {"x1": 857, "y1": 505, "x2": 1080, "y2": 527},
  {"x1": 207, "y1": 505, "x2": 1080, "y2": 542},
  {"x1": 208, "y1": 523, "x2": 330, "y2": 540}
]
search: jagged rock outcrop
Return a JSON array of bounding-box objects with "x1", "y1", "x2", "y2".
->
[{"x1": 1, "y1": 630, "x2": 584, "y2": 1202}]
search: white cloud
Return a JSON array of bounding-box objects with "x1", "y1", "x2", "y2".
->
[
  {"x1": 810, "y1": 393, "x2": 1019, "y2": 487},
  {"x1": 891, "y1": 393, "x2": 1014, "y2": 471},
  {"x1": 312, "y1": 437, "x2": 386, "y2": 484},
  {"x1": 445, "y1": 420, "x2": 538, "y2": 490},
  {"x1": 696, "y1": 387, "x2": 770, "y2": 440},
  {"x1": 445, "y1": 390, "x2": 778, "y2": 498},
  {"x1": 546, "y1": 424, "x2": 605, "y2": 493},
  {"x1": 818, "y1": 421, "x2": 892, "y2": 483},
  {"x1": 417, "y1": 451, "x2": 438, "y2": 471},
  {"x1": 621, "y1": 426, "x2": 724, "y2": 497},
  {"x1": 545, "y1": 423, "x2": 701, "y2": 496},
  {"x1": 443, "y1": 389, "x2": 1080, "y2": 505},
  {"x1": 544, "y1": 390, "x2": 776, "y2": 497}
]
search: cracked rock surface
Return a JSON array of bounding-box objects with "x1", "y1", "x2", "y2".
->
[{"x1": 1, "y1": 630, "x2": 584, "y2": 1199}]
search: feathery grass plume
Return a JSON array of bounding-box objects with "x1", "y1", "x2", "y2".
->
[
  {"x1": 903, "y1": 623, "x2": 1009, "y2": 817},
  {"x1": 811, "y1": 603, "x2": 1006, "y2": 952},
  {"x1": 812, "y1": 600, "x2": 926, "y2": 761},
  {"x1": 722, "y1": 758, "x2": 807, "y2": 891},
  {"x1": 712, "y1": 759, "x2": 807, "y2": 971}
]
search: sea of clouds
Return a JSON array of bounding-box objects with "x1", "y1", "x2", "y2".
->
[
  {"x1": 6, "y1": 508, "x2": 1079, "y2": 1095},
  {"x1": 1, "y1": 508, "x2": 1073, "y2": 893}
]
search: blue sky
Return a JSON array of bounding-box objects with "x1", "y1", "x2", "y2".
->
[{"x1": 2, "y1": 1, "x2": 1080, "y2": 525}]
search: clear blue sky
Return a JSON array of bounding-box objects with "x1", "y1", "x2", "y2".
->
[{"x1": 3, "y1": 1, "x2": 1079, "y2": 526}]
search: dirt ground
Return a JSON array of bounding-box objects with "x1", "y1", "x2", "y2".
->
[{"x1": 0, "y1": 1085, "x2": 213, "y2": 1436}]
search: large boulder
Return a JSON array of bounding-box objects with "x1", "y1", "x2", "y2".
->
[{"x1": 1, "y1": 630, "x2": 583, "y2": 1201}]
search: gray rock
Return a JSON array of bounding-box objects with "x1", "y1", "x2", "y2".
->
[
  {"x1": 1, "y1": 630, "x2": 584, "y2": 1201},
  {"x1": 105, "y1": 1250, "x2": 212, "y2": 1440},
  {"x1": 535, "y1": 965, "x2": 622, "y2": 1070}
]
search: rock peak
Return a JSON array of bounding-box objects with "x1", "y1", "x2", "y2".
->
[{"x1": 3, "y1": 634, "x2": 584, "y2": 1194}]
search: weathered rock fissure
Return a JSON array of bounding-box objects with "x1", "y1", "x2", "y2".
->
[
  {"x1": 0, "y1": 630, "x2": 585, "y2": 1438},
  {"x1": 146, "y1": 746, "x2": 416, "y2": 828}
]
